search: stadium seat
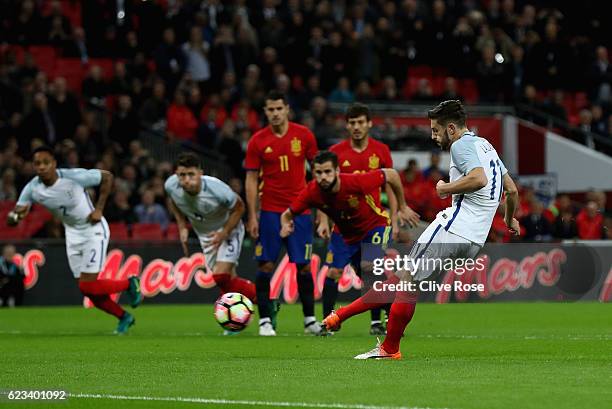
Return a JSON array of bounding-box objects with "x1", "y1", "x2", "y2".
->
[
  {"x1": 108, "y1": 222, "x2": 129, "y2": 240},
  {"x1": 28, "y1": 46, "x2": 57, "y2": 74},
  {"x1": 131, "y1": 223, "x2": 164, "y2": 240},
  {"x1": 53, "y1": 58, "x2": 85, "y2": 92},
  {"x1": 166, "y1": 223, "x2": 180, "y2": 240}
]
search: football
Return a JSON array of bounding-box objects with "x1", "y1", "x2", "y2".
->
[{"x1": 213, "y1": 292, "x2": 254, "y2": 332}]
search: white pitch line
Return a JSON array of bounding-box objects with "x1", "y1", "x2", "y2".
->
[{"x1": 70, "y1": 393, "x2": 450, "y2": 409}]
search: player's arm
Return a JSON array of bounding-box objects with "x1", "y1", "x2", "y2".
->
[
  {"x1": 7, "y1": 204, "x2": 30, "y2": 226},
  {"x1": 209, "y1": 196, "x2": 246, "y2": 251},
  {"x1": 280, "y1": 208, "x2": 295, "y2": 238},
  {"x1": 281, "y1": 186, "x2": 312, "y2": 238},
  {"x1": 88, "y1": 170, "x2": 113, "y2": 224},
  {"x1": 381, "y1": 169, "x2": 420, "y2": 228},
  {"x1": 436, "y1": 167, "x2": 487, "y2": 197},
  {"x1": 502, "y1": 173, "x2": 520, "y2": 235},
  {"x1": 7, "y1": 181, "x2": 34, "y2": 226},
  {"x1": 166, "y1": 196, "x2": 190, "y2": 256},
  {"x1": 245, "y1": 170, "x2": 259, "y2": 239},
  {"x1": 315, "y1": 210, "x2": 332, "y2": 239},
  {"x1": 384, "y1": 183, "x2": 399, "y2": 239}
]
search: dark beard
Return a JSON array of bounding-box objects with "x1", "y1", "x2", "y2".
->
[
  {"x1": 319, "y1": 176, "x2": 338, "y2": 192},
  {"x1": 440, "y1": 130, "x2": 451, "y2": 150}
]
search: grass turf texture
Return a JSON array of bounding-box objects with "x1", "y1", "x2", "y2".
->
[{"x1": 1, "y1": 302, "x2": 611, "y2": 409}]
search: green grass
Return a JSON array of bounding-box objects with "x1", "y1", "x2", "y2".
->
[{"x1": 1, "y1": 303, "x2": 611, "y2": 409}]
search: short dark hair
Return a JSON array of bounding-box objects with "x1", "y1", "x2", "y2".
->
[
  {"x1": 265, "y1": 90, "x2": 288, "y2": 105},
  {"x1": 312, "y1": 150, "x2": 338, "y2": 168},
  {"x1": 345, "y1": 102, "x2": 370, "y2": 121},
  {"x1": 31, "y1": 145, "x2": 55, "y2": 159},
  {"x1": 427, "y1": 100, "x2": 466, "y2": 127},
  {"x1": 175, "y1": 152, "x2": 202, "y2": 169}
]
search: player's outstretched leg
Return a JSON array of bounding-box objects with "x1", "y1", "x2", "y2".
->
[{"x1": 322, "y1": 275, "x2": 400, "y2": 331}]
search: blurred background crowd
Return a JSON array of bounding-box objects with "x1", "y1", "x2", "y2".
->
[{"x1": 0, "y1": 0, "x2": 610, "y2": 241}]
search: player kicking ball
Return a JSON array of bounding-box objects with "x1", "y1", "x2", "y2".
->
[
  {"x1": 7, "y1": 146, "x2": 142, "y2": 335},
  {"x1": 279, "y1": 150, "x2": 419, "y2": 334},
  {"x1": 321, "y1": 100, "x2": 521, "y2": 359},
  {"x1": 165, "y1": 152, "x2": 256, "y2": 335}
]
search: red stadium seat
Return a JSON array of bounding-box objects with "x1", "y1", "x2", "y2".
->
[
  {"x1": 53, "y1": 58, "x2": 85, "y2": 92},
  {"x1": 108, "y1": 222, "x2": 129, "y2": 240},
  {"x1": 131, "y1": 223, "x2": 164, "y2": 240},
  {"x1": 166, "y1": 223, "x2": 180, "y2": 240},
  {"x1": 28, "y1": 46, "x2": 57, "y2": 75}
]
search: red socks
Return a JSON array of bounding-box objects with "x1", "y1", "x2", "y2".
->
[
  {"x1": 213, "y1": 273, "x2": 257, "y2": 303},
  {"x1": 79, "y1": 279, "x2": 129, "y2": 319},
  {"x1": 78, "y1": 279, "x2": 129, "y2": 295},
  {"x1": 381, "y1": 301, "x2": 416, "y2": 354},
  {"x1": 88, "y1": 295, "x2": 125, "y2": 318},
  {"x1": 336, "y1": 275, "x2": 400, "y2": 321}
]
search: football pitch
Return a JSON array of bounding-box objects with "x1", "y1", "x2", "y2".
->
[{"x1": 1, "y1": 302, "x2": 611, "y2": 409}]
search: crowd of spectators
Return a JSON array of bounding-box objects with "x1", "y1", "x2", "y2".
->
[{"x1": 0, "y1": 0, "x2": 610, "y2": 240}]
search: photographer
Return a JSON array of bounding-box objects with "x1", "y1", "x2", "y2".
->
[{"x1": 0, "y1": 245, "x2": 25, "y2": 307}]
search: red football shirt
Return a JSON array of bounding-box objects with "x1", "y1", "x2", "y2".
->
[
  {"x1": 289, "y1": 171, "x2": 390, "y2": 244},
  {"x1": 329, "y1": 138, "x2": 392, "y2": 232},
  {"x1": 245, "y1": 122, "x2": 318, "y2": 212}
]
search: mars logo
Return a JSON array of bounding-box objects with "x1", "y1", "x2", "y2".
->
[
  {"x1": 269, "y1": 254, "x2": 362, "y2": 303},
  {"x1": 435, "y1": 249, "x2": 567, "y2": 303}
]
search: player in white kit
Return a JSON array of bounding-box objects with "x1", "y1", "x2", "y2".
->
[
  {"x1": 7, "y1": 146, "x2": 142, "y2": 334},
  {"x1": 323, "y1": 100, "x2": 521, "y2": 359},
  {"x1": 165, "y1": 153, "x2": 256, "y2": 310}
]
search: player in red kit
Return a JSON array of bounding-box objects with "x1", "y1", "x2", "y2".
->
[
  {"x1": 280, "y1": 150, "x2": 418, "y2": 332},
  {"x1": 319, "y1": 103, "x2": 419, "y2": 335},
  {"x1": 244, "y1": 90, "x2": 321, "y2": 336}
]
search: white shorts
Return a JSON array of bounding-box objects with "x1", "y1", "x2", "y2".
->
[
  {"x1": 198, "y1": 221, "x2": 244, "y2": 271},
  {"x1": 66, "y1": 234, "x2": 108, "y2": 278},
  {"x1": 406, "y1": 222, "x2": 482, "y2": 282}
]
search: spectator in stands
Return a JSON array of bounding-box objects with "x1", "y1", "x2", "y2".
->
[
  {"x1": 81, "y1": 65, "x2": 107, "y2": 108},
  {"x1": 0, "y1": 168, "x2": 17, "y2": 201},
  {"x1": 21, "y1": 92, "x2": 57, "y2": 146},
  {"x1": 134, "y1": 189, "x2": 169, "y2": 230},
  {"x1": 320, "y1": 30, "x2": 351, "y2": 92},
  {"x1": 573, "y1": 109, "x2": 595, "y2": 149},
  {"x1": 422, "y1": 151, "x2": 448, "y2": 180},
  {"x1": 542, "y1": 89, "x2": 568, "y2": 123},
  {"x1": 591, "y1": 105, "x2": 608, "y2": 136},
  {"x1": 166, "y1": 90, "x2": 198, "y2": 143},
  {"x1": 109, "y1": 62, "x2": 132, "y2": 95},
  {"x1": 105, "y1": 188, "x2": 136, "y2": 224},
  {"x1": 73, "y1": 124, "x2": 99, "y2": 167},
  {"x1": 412, "y1": 78, "x2": 435, "y2": 102},
  {"x1": 521, "y1": 201, "x2": 553, "y2": 242},
  {"x1": 183, "y1": 26, "x2": 211, "y2": 88},
  {"x1": 378, "y1": 76, "x2": 401, "y2": 101},
  {"x1": 62, "y1": 26, "x2": 88, "y2": 63},
  {"x1": 108, "y1": 95, "x2": 139, "y2": 155},
  {"x1": 49, "y1": 77, "x2": 81, "y2": 140},
  {"x1": 576, "y1": 201, "x2": 604, "y2": 240},
  {"x1": 554, "y1": 208, "x2": 578, "y2": 239},
  {"x1": 328, "y1": 77, "x2": 355, "y2": 104},
  {"x1": 476, "y1": 44, "x2": 505, "y2": 103},
  {"x1": 210, "y1": 25, "x2": 239, "y2": 89},
  {"x1": 139, "y1": 80, "x2": 168, "y2": 130},
  {"x1": 438, "y1": 77, "x2": 462, "y2": 102},
  {"x1": 10, "y1": 0, "x2": 44, "y2": 45},
  {"x1": 0, "y1": 245, "x2": 24, "y2": 307},
  {"x1": 154, "y1": 27, "x2": 186, "y2": 94},
  {"x1": 589, "y1": 46, "x2": 612, "y2": 103}
]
